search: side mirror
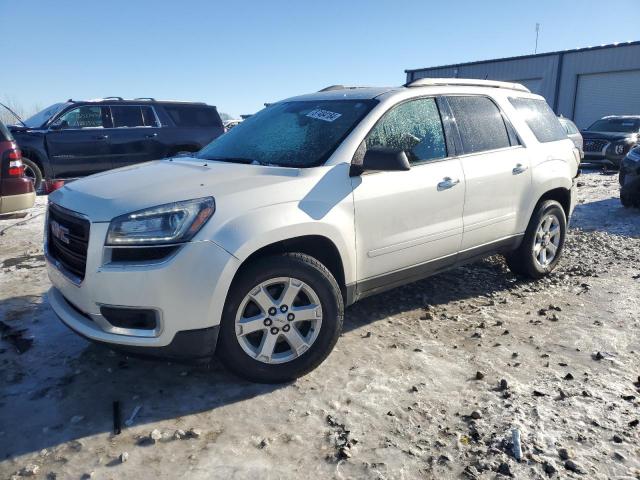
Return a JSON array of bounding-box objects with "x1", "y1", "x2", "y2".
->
[
  {"x1": 50, "y1": 120, "x2": 69, "y2": 131},
  {"x1": 353, "y1": 148, "x2": 411, "y2": 175}
]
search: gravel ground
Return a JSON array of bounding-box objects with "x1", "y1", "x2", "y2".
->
[{"x1": 1, "y1": 172, "x2": 639, "y2": 480}]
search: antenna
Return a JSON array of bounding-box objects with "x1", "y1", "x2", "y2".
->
[{"x1": 535, "y1": 23, "x2": 540, "y2": 54}]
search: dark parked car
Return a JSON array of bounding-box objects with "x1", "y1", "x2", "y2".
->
[
  {"x1": 581, "y1": 115, "x2": 640, "y2": 169},
  {"x1": 619, "y1": 145, "x2": 640, "y2": 208},
  {"x1": 8, "y1": 98, "x2": 225, "y2": 189},
  {"x1": 0, "y1": 119, "x2": 35, "y2": 214}
]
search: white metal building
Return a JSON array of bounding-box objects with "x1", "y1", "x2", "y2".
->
[{"x1": 405, "y1": 41, "x2": 640, "y2": 128}]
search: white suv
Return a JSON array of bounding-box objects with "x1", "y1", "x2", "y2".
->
[{"x1": 46, "y1": 79, "x2": 580, "y2": 383}]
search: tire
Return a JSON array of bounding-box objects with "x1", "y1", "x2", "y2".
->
[
  {"x1": 22, "y1": 157, "x2": 43, "y2": 191},
  {"x1": 620, "y1": 191, "x2": 633, "y2": 208},
  {"x1": 217, "y1": 253, "x2": 344, "y2": 383},
  {"x1": 505, "y1": 200, "x2": 567, "y2": 279}
]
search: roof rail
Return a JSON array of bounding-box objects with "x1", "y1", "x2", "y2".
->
[
  {"x1": 134, "y1": 97, "x2": 156, "y2": 101},
  {"x1": 405, "y1": 78, "x2": 530, "y2": 92},
  {"x1": 103, "y1": 96, "x2": 124, "y2": 100},
  {"x1": 318, "y1": 85, "x2": 371, "y2": 92}
]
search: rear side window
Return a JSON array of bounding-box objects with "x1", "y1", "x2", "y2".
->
[
  {"x1": 447, "y1": 96, "x2": 511, "y2": 154},
  {"x1": 509, "y1": 97, "x2": 567, "y2": 143},
  {"x1": 0, "y1": 121, "x2": 13, "y2": 142},
  {"x1": 110, "y1": 105, "x2": 159, "y2": 128},
  {"x1": 164, "y1": 105, "x2": 223, "y2": 128},
  {"x1": 560, "y1": 118, "x2": 578, "y2": 135},
  {"x1": 365, "y1": 97, "x2": 447, "y2": 165}
]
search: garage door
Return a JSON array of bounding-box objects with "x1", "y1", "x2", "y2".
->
[
  {"x1": 573, "y1": 70, "x2": 640, "y2": 129},
  {"x1": 513, "y1": 78, "x2": 542, "y2": 94}
]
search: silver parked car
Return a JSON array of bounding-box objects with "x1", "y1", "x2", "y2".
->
[{"x1": 559, "y1": 117, "x2": 583, "y2": 160}]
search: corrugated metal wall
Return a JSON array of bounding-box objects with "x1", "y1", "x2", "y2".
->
[{"x1": 406, "y1": 42, "x2": 640, "y2": 127}]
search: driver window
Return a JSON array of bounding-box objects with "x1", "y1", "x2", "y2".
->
[
  {"x1": 366, "y1": 98, "x2": 447, "y2": 165},
  {"x1": 53, "y1": 106, "x2": 106, "y2": 129}
]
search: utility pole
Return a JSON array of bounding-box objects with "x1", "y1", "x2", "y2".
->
[{"x1": 535, "y1": 23, "x2": 540, "y2": 54}]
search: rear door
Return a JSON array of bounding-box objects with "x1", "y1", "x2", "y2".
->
[
  {"x1": 45, "y1": 105, "x2": 112, "y2": 178},
  {"x1": 352, "y1": 97, "x2": 465, "y2": 293},
  {"x1": 445, "y1": 95, "x2": 531, "y2": 254},
  {"x1": 108, "y1": 105, "x2": 164, "y2": 169}
]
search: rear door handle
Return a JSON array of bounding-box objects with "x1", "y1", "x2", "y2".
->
[
  {"x1": 145, "y1": 133, "x2": 158, "y2": 138},
  {"x1": 95, "y1": 134, "x2": 109, "y2": 140},
  {"x1": 437, "y1": 177, "x2": 460, "y2": 191},
  {"x1": 513, "y1": 163, "x2": 528, "y2": 174}
]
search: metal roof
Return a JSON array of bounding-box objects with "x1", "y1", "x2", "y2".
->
[{"x1": 405, "y1": 40, "x2": 640, "y2": 73}]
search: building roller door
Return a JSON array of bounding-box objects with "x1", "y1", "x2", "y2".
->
[{"x1": 573, "y1": 70, "x2": 640, "y2": 128}]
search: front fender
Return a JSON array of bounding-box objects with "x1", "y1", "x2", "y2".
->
[
  {"x1": 13, "y1": 131, "x2": 52, "y2": 177},
  {"x1": 212, "y1": 200, "x2": 357, "y2": 285}
]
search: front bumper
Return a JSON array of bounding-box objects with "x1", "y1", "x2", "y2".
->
[{"x1": 47, "y1": 227, "x2": 240, "y2": 357}]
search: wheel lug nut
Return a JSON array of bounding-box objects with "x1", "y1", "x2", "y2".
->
[
  {"x1": 282, "y1": 324, "x2": 290, "y2": 332},
  {"x1": 268, "y1": 307, "x2": 277, "y2": 316},
  {"x1": 287, "y1": 313, "x2": 295, "y2": 321},
  {"x1": 264, "y1": 318, "x2": 272, "y2": 327},
  {"x1": 270, "y1": 327, "x2": 279, "y2": 335},
  {"x1": 280, "y1": 305, "x2": 288, "y2": 313}
]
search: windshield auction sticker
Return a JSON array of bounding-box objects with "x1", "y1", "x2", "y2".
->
[{"x1": 306, "y1": 109, "x2": 342, "y2": 122}]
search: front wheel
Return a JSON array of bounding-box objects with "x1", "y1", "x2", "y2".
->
[
  {"x1": 22, "y1": 157, "x2": 43, "y2": 191},
  {"x1": 505, "y1": 200, "x2": 567, "y2": 279},
  {"x1": 217, "y1": 253, "x2": 344, "y2": 383}
]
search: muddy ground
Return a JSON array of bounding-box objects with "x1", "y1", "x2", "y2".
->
[{"x1": 1, "y1": 172, "x2": 639, "y2": 480}]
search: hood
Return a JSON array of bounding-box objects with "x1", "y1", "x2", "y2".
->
[
  {"x1": 581, "y1": 131, "x2": 638, "y2": 142},
  {"x1": 49, "y1": 158, "x2": 302, "y2": 222}
]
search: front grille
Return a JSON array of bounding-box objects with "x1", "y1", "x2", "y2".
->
[
  {"x1": 47, "y1": 203, "x2": 90, "y2": 281},
  {"x1": 584, "y1": 139, "x2": 608, "y2": 153}
]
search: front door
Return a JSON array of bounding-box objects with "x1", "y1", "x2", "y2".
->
[
  {"x1": 445, "y1": 95, "x2": 532, "y2": 254},
  {"x1": 351, "y1": 97, "x2": 465, "y2": 295},
  {"x1": 46, "y1": 105, "x2": 112, "y2": 178}
]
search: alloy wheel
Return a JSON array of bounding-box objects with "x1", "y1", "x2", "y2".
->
[
  {"x1": 234, "y1": 277, "x2": 323, "y2": 364},
  {"x1": 533, "y1": 213, "x2": 561, "y2": 267}
]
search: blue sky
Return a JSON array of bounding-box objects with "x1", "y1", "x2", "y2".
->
[{"x1": 1, "y1": 0, "x2": 638, "y2": 118}]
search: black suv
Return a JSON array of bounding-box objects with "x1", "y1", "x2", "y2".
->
[
  {"x1": 581, "y1": 115, "x2": 640, "y2": 169},
  {"x1": 8, "y1": 98, "x2": 225, "y2": 188}
]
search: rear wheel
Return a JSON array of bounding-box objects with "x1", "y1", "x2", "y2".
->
[
  {"x1": 505, "y1": 200, "x2": 567, "y2": 279},
  {"x1": 217, "y1": 253, "x2": 343, "y2": 383},
  {"x1": 22, "y1": 157, "x2": 43, "y2": 191}
]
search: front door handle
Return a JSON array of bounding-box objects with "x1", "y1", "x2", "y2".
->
[
  {"x1": 95, "y1": 134, "x2": 109, "y2": 140},
  {"x1": 145, "y1": 133, "x2": 158, "y2": 138},
  {"x1": 437, "y1": 177, "x2": 460, "y2": 191},
  {"x1": 513, "y1": 163, "x2": 529, "y2": 175}
]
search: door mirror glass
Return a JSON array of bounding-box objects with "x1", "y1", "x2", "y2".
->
[{"x1": 358, "y1": 148, "x2": 411, "y2": 174}]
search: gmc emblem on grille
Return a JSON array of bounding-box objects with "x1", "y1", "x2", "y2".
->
[{"x1": 50, "y1": 220, "x2": 70, "y2": 244}]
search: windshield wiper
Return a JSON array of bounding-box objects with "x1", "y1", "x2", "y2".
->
[{"x1": 203, "y1": 156, "x2": 263, "y2": 165}]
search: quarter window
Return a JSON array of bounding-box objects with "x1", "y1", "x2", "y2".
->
[
  {"x1": 165, "y1": 106, "x2": 223, "y2": 128},
  {"x1": 447, "y1": 96, "x2": 511, "y2": 154},
  {"x1": 53, "y1": 106, "x2": 106, "y2": 129},
  {"x1": 365, "y1": 98, "x2": 447, "y2": 165},
  {"x1": 509, "y1": 97, "x2": 567, "y2": 143}
]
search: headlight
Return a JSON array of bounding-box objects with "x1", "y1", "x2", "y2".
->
[
  {"x1": 106, "y1": 197, "x2": 215, "y2": 246},
  {"x1": 614, "y1": 144, "x2": 626, "y2": 155}
]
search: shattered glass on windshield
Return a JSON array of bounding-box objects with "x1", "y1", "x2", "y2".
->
[{"x1": 197, "y1": 100, "x2": 376, "y2": 167}]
